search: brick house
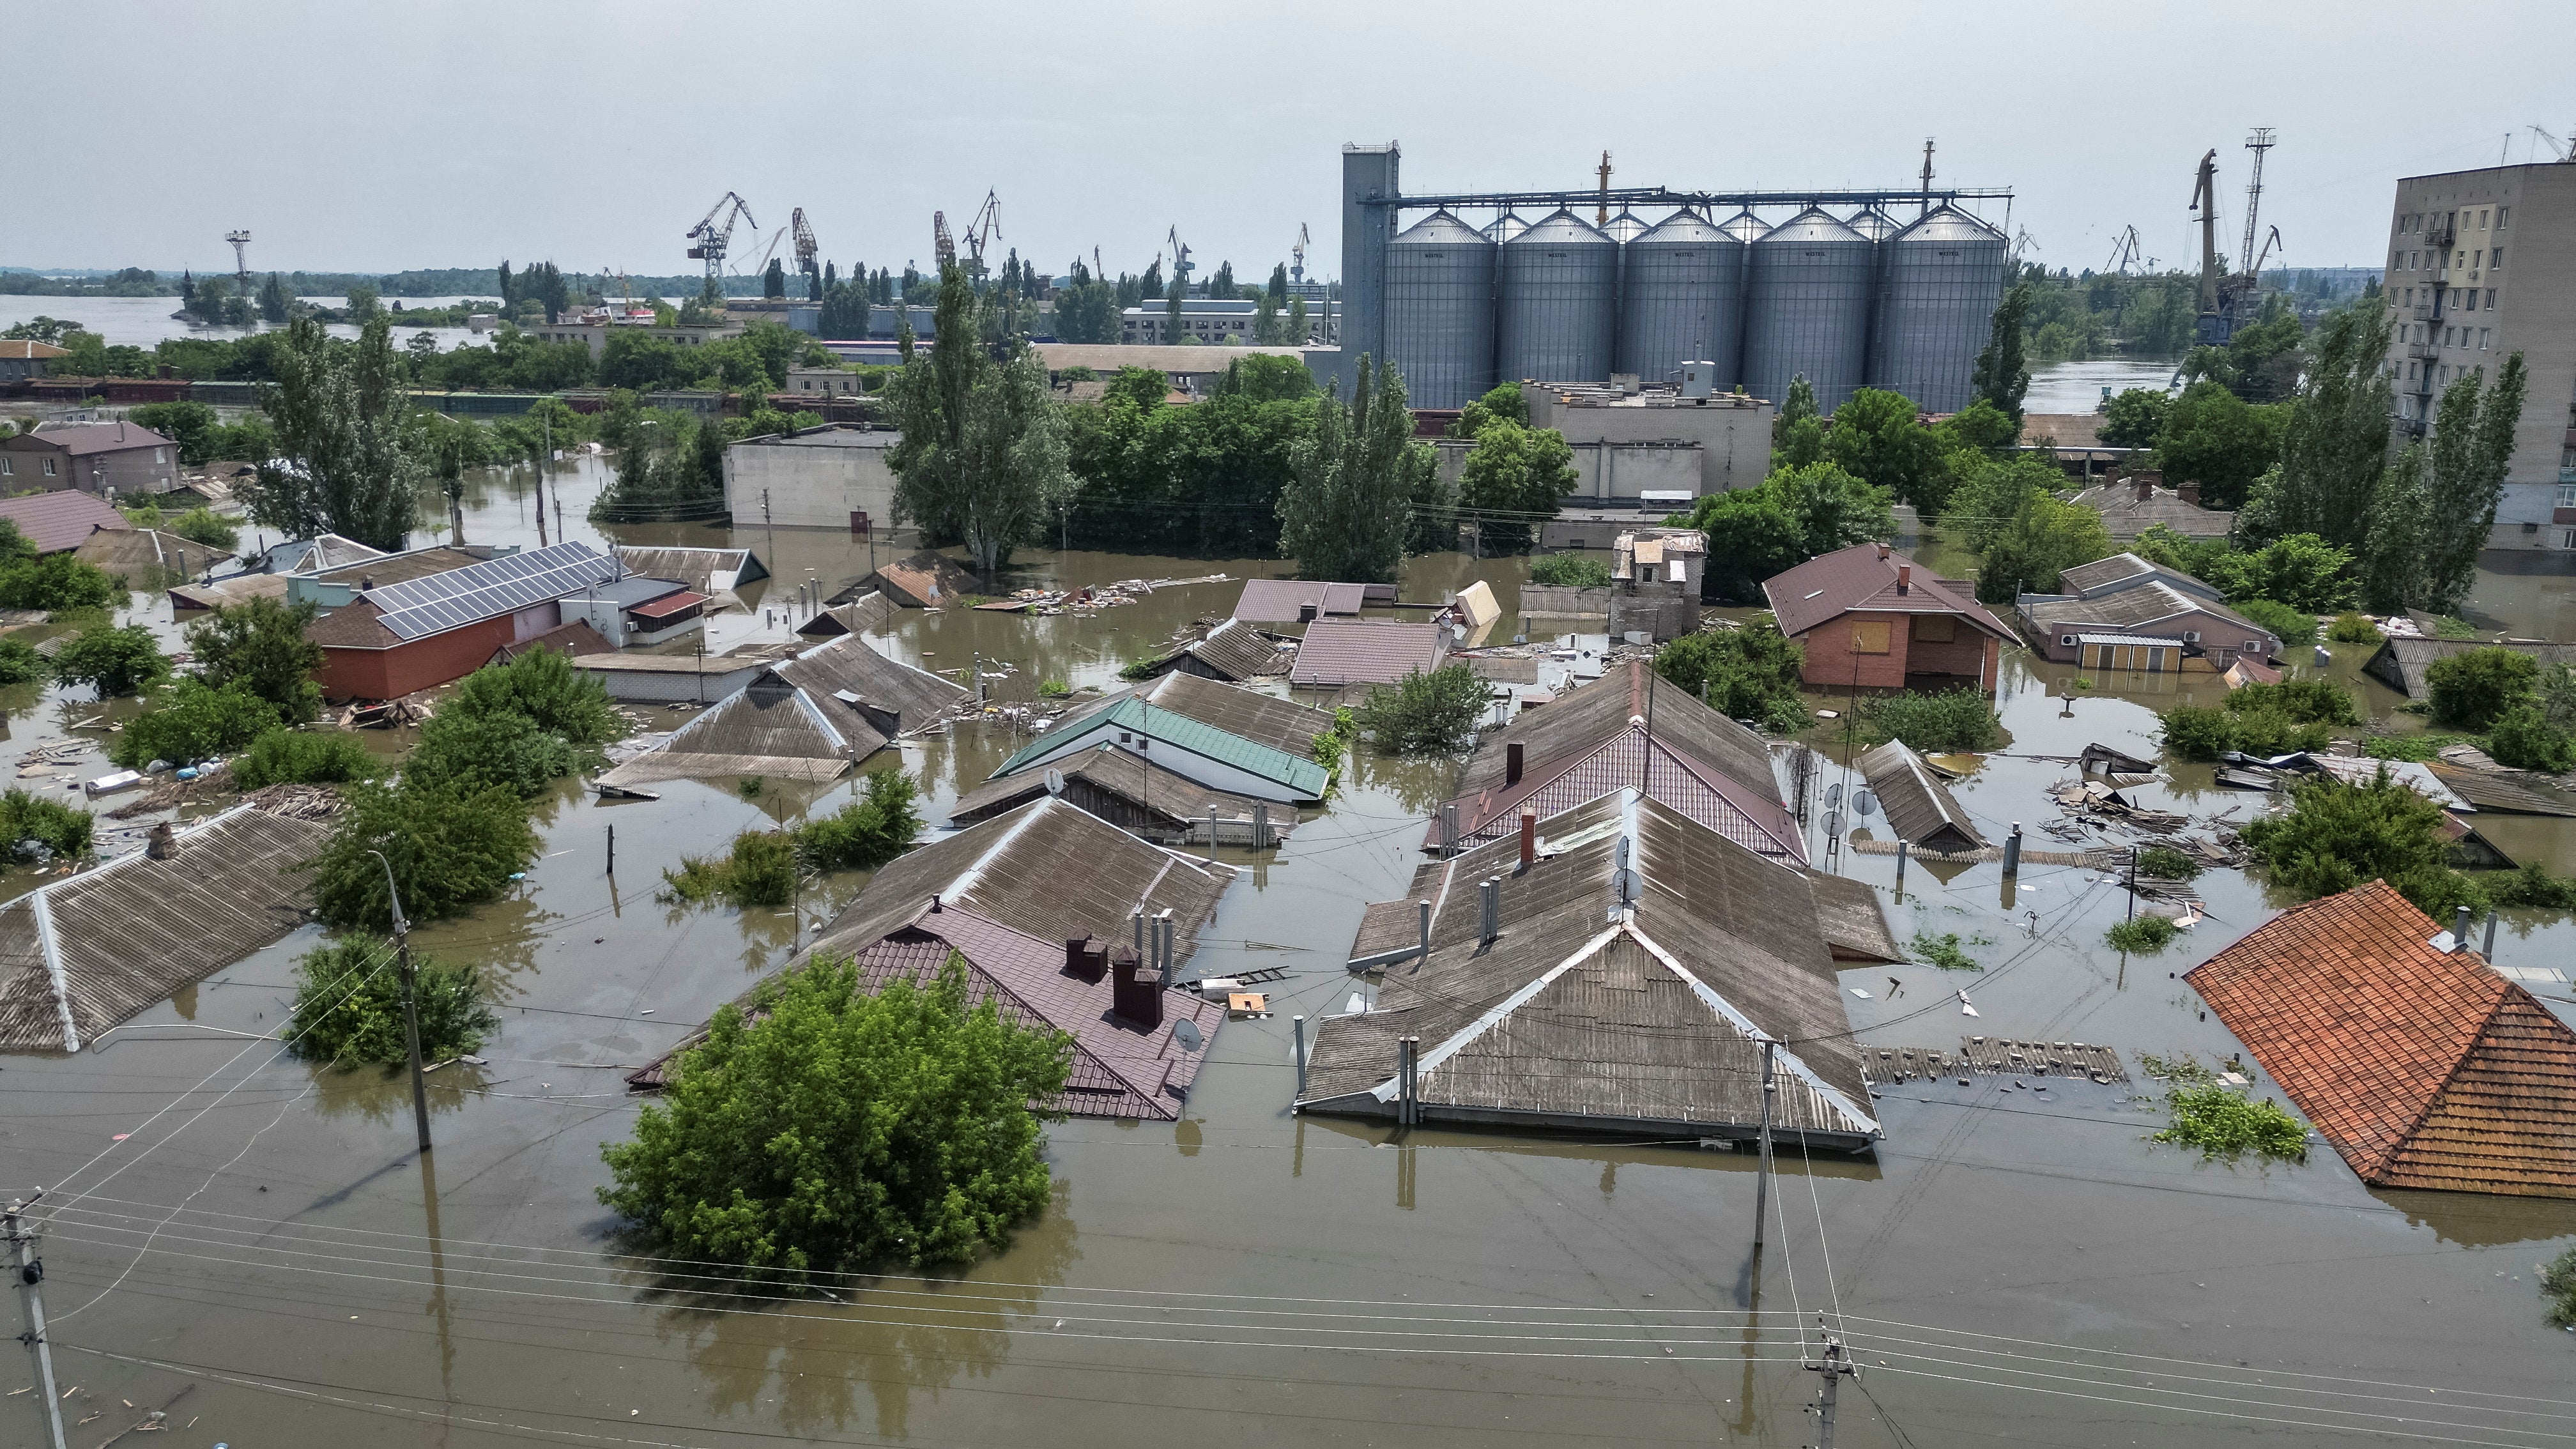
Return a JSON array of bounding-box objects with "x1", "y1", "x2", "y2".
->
[
  {"x1": 1762, "y1": 542, "x2": 2014, "y2": 690},
  {"x1": 304, "y1": 541, "x2": 620, "y2": 700}
]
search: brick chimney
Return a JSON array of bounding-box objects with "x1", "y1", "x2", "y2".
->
[
  {"x1": 1063, "y1": 935, "x2": 1106, "y2": 983},
  {"x1": 2177, "y1": 480, "x2": 2200, "y2": 507},
  {"x1": 1897, "y1": 564, "x2": 1912, "y2": 595},
  {"x1": 1108, "y1": 946, "x2": 1161, "y2": 1028},
  {"x1": 146, "y1": 822, "x2": 178, "y2": 860},
  {"x1": 1519, "y1": 811, "x2": 1538, "y2": 869},
  {"x1": 2135, "y1": 476, "x2": 2154, "y2": 503},
  {"x1": 1876, "y1": 542, "x2": 1890, "y2": 560},
  {"x1": 1505, "y1": 740, "x2": 1524, "y2": 786}
]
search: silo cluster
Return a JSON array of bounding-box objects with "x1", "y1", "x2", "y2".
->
[{"x1": 1373, "y1": 194, "x2": 2007, "y2": 415}]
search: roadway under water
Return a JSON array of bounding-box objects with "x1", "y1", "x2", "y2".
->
[{"x1": 3, "y1": 460, "x2": 2573, "y2": 1448}]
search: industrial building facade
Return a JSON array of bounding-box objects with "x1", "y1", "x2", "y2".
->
[
  {"x1": 1337, "y1": 142, "x2": 2012, "y2": 413},
  {"x1": 2379, "y1": 160, "x2": 2576, "y2": 549}
]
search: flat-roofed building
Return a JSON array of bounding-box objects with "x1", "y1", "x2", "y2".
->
[{"x1": 721, "y1": 423, "x2": 901, "y2": 533}]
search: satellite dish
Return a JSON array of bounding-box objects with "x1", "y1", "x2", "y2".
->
[
  {"x1": 1823, "y1": 783, "x2": 1844, "y2": 811},
  {"x1": 1044, "y1": 768, "x2": 1064, "y2": 797},
  {"x1": 1173, "y1": 1018, "x2": 1203, "y2": 1051},
  {"x1": 1853, "y1": 788, "x2": 1879, "y2": 817}
]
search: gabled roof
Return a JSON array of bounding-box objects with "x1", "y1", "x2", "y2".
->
[
  {"x1": 795, "y1": 590, "x2": 898, "y2": 639},
  {"x1": 860, "y1": 550, "x2": 979, "y2": 608},
  {"x1": 0, "y1": 806, "x2": 333, "y2": 1052},
  {"x1": 1763, "y1": 543, "x2": 2013, "y2": 641},
  {"x1": 1443, "y1": 660, "x2": 1797, "y2": 859},
  {"x1": 1134, "y1": 617, "x2": 1291, "y2": 680},
  {"x1": 173, "y1": 543, "x2": 480, "y2": 611},
  {"x1": 1289, "y1": 618, "x2": 1447, "y2": 686},
  {"x1": 1859, "y1": 739, "x2": 1987, "y2": 853},
  {"x1": 1130, "y1": 671, "x2": 1335, "y2": 757},
  {"x1": 611, "y1": 545, "x2": 767, "y2": 595},
  {"x1": 594, "y1": 669, "x2": 866, "y2": 790},
  {"x1": 2070, "y1": 489, "x2": 2238, "y2": 541},
  {"x1": 772, "y1": 630, "x2": 969, "y2": 726},
  {"x1": 2023, "y1": 579, "x2": 2273, "y2": 642},
  {"x1": 365, "y1": 540, "x2": 617, "y2": 641},
  {"x1": 0, "y1": 341, "x2": 66, "y2": 360},
  {"x1": 1300, "y1": 790, "x2": 1879, "y2": 1145},
  {"x1": 2185, "y1": 880, "x2": 2576, "y2": 1198},
  {"x1": 11, "y1": 422, "x2": 175, "y2": 457},
  {"x1": 2362, "y1": 638, "x2": 2576, "y2": 698},
  {"x1": 991, "y1": 695, "x2": 1330, "y2": 801},
  {"x1": 946, "y1": 740, "x2": 1280, "y2": 833},
  {"x1": 2057, "y1": 552, "x2": 2223, "y2": 601},
  {"x1": 0, "y1": 489, "x2": 130, "y2": 553},
  {"x1": 1234, "y1": 578, "x2": 1366, "y2": 623}
]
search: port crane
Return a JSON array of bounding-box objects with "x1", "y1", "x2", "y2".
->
[
  {"x1": 2530, "y1": 125, "x2": 2572, "y2": 162},
  {"x1": 686, "y1": 192, "x2": 756, "y2": 288},
  {"x1": 2103, "y1": 225, "x2": 2143, "y2": 276},
  {"x1": 2191, "y1": 130, "x2": 2282, "y2": 346},
  {"x1": 932, "y1": 211, "x2": 956, "y2": 271},
  {"x1": 1291, "y1": 223, "x2": 1309, "y2": 286},
  {"x1": 962, "y1": 190, "x2": 1002, "y2": 275},
  {"x1": 792, "y1": 208, "x2": 820, "y2": 295},
  {"x1": 1166, "y1": 226, "x2": 1194, "y2": 292}
]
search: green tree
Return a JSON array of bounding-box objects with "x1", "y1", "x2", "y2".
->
[
  {"x1": 1770, "y1": 374, "x2": 1826, "y2": 469},
  {"x1": 1974, "y1": 491, "x2": 2112, "y2": 603},
  {"x1": 887, "y1": 265, "x2": 1072, "y2": 577},
  {"x1": 1862, "y1": 686, "x2": 2004, "y2": 751},
  {"x1": 1652, "y1": 622, "x2": 1807, "y2": 732},
  {"x1": 310, "y1": 778, "x2": 539, "y2": 930},
  {"x1": 245, "y1": 314, "x2": 425, "y2": 550},
  {"x1": 109, "y1": 679, "x2": 277, "y2": 769},
  {"x1": 2425, "y1": 647, "x2": 2539, "y2": 730},
  {"x1": 796, "y1": 770, "x2": 922, "y2": 871},
  {"x1": 2097, "y1": 388, "x2": 2170, "y2": 449},
  {"x1": 762, "y1": 257, "x2": 786, "y2": 298},
  {"x1": 1208, "y1": 354, "x2": 1319, "y2": 402},
  {"x1": 286, "y1": 938, "x2": 498, "y2": 1066},
  {"x1": 1941, "y1": 453, "x2": 2063, "y2": 551},
  {"x1": 126, "y1": 399, "x2": 219, "y2": 464},
  {"x1": 445, "y1": 635, "x2": 625, "y2": 752},
  {"x1": 405, "y1": 709, "x2": 579, "y2": 797},
  {"x1": 1769, "y1": 461, "x2": 1897, "y2": 555},
  {"x1": 0, "y1": 791, "x2": 91, "y2": 859},
  {"x1": 1448, "y1": 381, "x2": 1526, "y2": 439},
  {"x1": 1354, "y1": 663, "x2": 1486, "y2": 755},
  {"x1": 597, "y1": 953, "x2": 1071, "y2": 1277},
  {"x1": 2258, "y1": 303, "x2": 2392, "y2": 550},
  {"x1": 2416, "y1": 353, "x2": 2527, "y2": 615},
  {"x1": 2359, "y1": 445, "x2": 2429, "y2": 613},
  {"x1": 1971, "y1": 286, "x2": 2032, "y2": 424},
  {"x1": 1683, "y1": 486, "x2": 1806, "y2": 602},
  {"x1": 50, "y1": 624, "x2": 168, "y2": 698},
  {"x1": 2154, "y1": 380, "x2": 2283, "y2": 509},
  {"x1": 1822, "y1": 388, "x2": 1950, "y2": 514},
  {"x1": 230, "y1": 727, "x2": 378, "y2": 788},
  {"x1": 185, "y1": 595, "x2": 326, "y2": 724},
  {"x1": 0, "y1": 636, "x2": 47, "y2": 686},
  {"x1": 2209, "y1": 533, "x2": 2358, "y2": 613},
  {"x1": 1455, "y1": 420, "x2": 1577, "y2": 553},
  {"x1": 0, "y1": 553, "x2": 119, "y2": 613},
  {"x1": 2488, "y1": 705, "x2": 2576, "y2": 773},
  {"x1": 1163, "y1": 273, "x2": 1184, "y2": 342},
  {"x1": 1527, "y1": 553, "x2": 1612, "y2": 588},
  {"x1": 1276, "y1": 355, "x2": 1432, "y2": 583},
  {"x1": 168, "y1": 506, "x2": 240, "y2": 549},
  {"x1": 2239, "y1": 768, "x2": 2485, "y2": 920}
]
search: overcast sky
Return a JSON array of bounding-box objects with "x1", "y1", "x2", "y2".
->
[{"x1": 13, "y1": 1, "x2": 2572, "y2": 284}]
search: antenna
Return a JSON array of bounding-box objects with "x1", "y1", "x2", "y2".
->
[{"x1": 224, "y1": 229, "x2": 252, "y2": 289}]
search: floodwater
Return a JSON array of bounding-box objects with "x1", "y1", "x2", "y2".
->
[
  {"x1": 5, "y1": 472, "x2": 2575, "y2": 1449},
  {"x1": 2020, "y1": 358, "x2": 2182, "y2": 414},
  {"x1": 0, "y1": 293, "x2": 495, "y2": 351}
]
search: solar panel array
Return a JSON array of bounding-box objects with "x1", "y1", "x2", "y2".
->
[{"x1": 367, "y1": 542, "x2": 617, "y2": 641}]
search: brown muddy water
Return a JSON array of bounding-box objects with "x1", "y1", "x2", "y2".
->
[{"x1": 4, "y1": 463, "x2": 2575, "y2": 1448}]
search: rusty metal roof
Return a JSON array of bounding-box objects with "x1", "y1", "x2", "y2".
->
[
  {"x1": 1763, "y1": 542, "x2": 2013, "y2": 641},
  {"x1": 2185, "y1": 880, "x2": 2576, "y2": 1198},
  {"x1": 0, "y1": 806, "x2": 332, "y2": 1053}
]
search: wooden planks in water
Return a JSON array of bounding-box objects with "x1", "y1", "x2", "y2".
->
[
  {"x1": 1847, "y1": 839, "x2": 2113, "y2": 867},
  {"x1": 1859, "y1": 1038, "x2": 2129, "y2": 1085}
]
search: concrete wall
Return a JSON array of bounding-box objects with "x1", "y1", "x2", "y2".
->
[
  {"x1": 1521, "y1": 391, "x2": 1775, "y2": 496},
  {"x1": 1433, "y1": 438, "x2": 1705, "y2": 503},
  {"x1": 723, "y1": 433, "x2": 903, "y2": 533}
]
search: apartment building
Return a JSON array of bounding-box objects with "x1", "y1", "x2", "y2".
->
[{"x1": 2380, "y1": 160, "x2": 2576, "y2": 549}]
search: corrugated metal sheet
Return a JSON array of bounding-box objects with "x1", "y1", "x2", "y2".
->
[
  {"x1": 0, "y1": 807, "x2": 332, "y2": 1053},
  {"x1": 1384, "y1": 210, "x2": 1496, "y2": 410},
  {"x1": 612, "y1": 546, "x2": 768, "y2": 596},
  {"x1": 1133, "y1": 673, "x2": 1335, "y2": 758},
  {"x1": 946, "y1": 741, "x2": 1285, "y2": 838},
  {"x1": 795, "y1": 590, "x2": 898, "y2": 640},
  {"x1": 1859, "y1": 739, "x2": 1987, "y2": 853},
  {"x1": 1289, "y1": 620, "x2": 1447, "y2": 686},
  {"x1": 1137, "y1": 617, "x2": 1289, "y2": 682},
  {"x1": 1742, "y1": 207, "x2": 1876, "y2": 411}
]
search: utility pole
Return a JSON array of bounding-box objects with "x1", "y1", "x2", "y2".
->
[
  {"x1": 7, "y1": 1193, "x2": 70, "y2": 1449},
  {"x1": 1804, "y1": 1314, "x2": 1860, "y2": 1449},
  {"x1": 368, "y1": 850, "x2": 433, "y2": 1153},
  {"x1": 1751, "y1": 1038, "x2": 1777, "y2": 1248}
]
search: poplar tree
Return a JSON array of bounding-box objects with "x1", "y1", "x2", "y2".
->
[
  {"x1": 1277, "y1": 355, "x2": 1434, "y2": 583},
  {"x1": 2419, "y1": 353, "x2": 2527, "y2": 614},
  {"x1": 2256, "y1": 303, "x2": 2393, "y2": 549},
  {"x1": 886, "y1": 265, "x2": 1070, "y2": 578},
  {"x1": 1971, "y1": 286, "x2": 2032, "y2": 424},
  {"x1": 245, "y1": 315, "x2": 425, "y2": 551}
]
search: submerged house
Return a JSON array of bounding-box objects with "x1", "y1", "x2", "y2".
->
[
  {"x1": 595, "y1": 632, "x2": 965, "y2": 792},
  {"x1": 2362, "y1": 637, "x2": 2576, "y2": 699},
  {"x1": 629, "y1": 797, "x2": 1235, "y2": 1119},
  {"x1": 0, "y1": 806, "x2": 333, "y2": 1053},
  {"x1": 1126, "y1": 617, "x2": 1291, "y2": 682},
  {"x1": 2186, "y1": 880, "x2": 2576, "y2": 1198},
  {"x1": 986, "y1": 687, "x2": 1329, "y2": 806},
  {"x1": 1857, "y1": 739, "x2": 1987, "y2": 854},
  {"x1": 848, "y1": 550, "x2": 980, "y2": 609},
  {"x1": 1764, "y1": 542, "x2": 2014, "y2": 690},
  {"x1": 2018, "y1": 553, "x2": 2281, "y2": 674},
  {"x1": 1299, "y1": 790, "x2": 1885, "y2": 1147},
  {"x1": 1288, "y1": 619, "x2": 1449, "y2": 690},
  {"x1": 1430, "y1": 660, "x2": 1802, "y2": 861},
  {"x1": 796, "y1": 589, "x2": 898, "y2": 640}
]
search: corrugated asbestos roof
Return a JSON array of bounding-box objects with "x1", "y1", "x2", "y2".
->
[
  {"x1": 796, "y1": 590, "x2": 898, "y2": 639},
  {"x1": 2363, "y1": 638, "x2": 2576, "y2": 698},
  {"x1": 774, "y1": 630, "x2": 970, "y2": 724},
  {"x1": 0, "y1": 490, "x2": 129, "y2": 553},
  {"x1": 1443, "y1": 661, "x2": 1797, "y2": 859},
  {"x1": 946, "y1": 741, "x2": 1278, "y2": 831},
  {"x1": 1302, "y1": 790, "x2": 1880, "y2": 1146},
  {"x1": 2184, "y1": 880, "x2": 2576, "y2": 1198},
  {"x1": 595, "y1": 670, "x2": 861, "y2": 789},
  {"x1": 1859, "y1": 739, "x2": 1988, "y2": 853},
  {"x1": 1289, "y1": 619, "x2": 1447, "y2": 686},
  {"x1": 1132, "y1": 672, "x2": 1335, "y2": 757},
  {"x1": 1763, "y1": 543, "x2": 2013, "y2": 641},
  {"x1": 611, "y1": 546, "x2": 767, "y2": 595},
  {"x1": 2023, "y1": 579, "x2": 2273, "y2": 641},
  {"x1": 0, "y1": 807, "x2": 332, "y2": 1053},
  {"x1": 1233, "y1": 579, "x2": 1366, "y2": 623},
  {"x1": 862, "y1": 551, "x2": 980, "y2": 608},
  {"x1": 1143, "y1": 617, "x2": 1289, "y2": 680}
]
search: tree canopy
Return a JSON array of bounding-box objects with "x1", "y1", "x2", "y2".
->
[
  {"x1": 886, "y1": 264, "x2": 1071, "y2": 576},
  {"x1": 1276, "y1": 355, "x2": 1435, "y2": 583},
  {"x1": 243, "y1": 314, "x2": 425, "y2": 550}
]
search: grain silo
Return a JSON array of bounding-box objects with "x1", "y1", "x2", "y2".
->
[
  {"x1": 1742, "y1": 207, "x2": 1876, "y2": 411},
  {"x1": 1497, "y1": 209, "x2": 1617, "y2": 385},
  {"x1": 1614, "y1": 209, "x2": 1744, "y2": 388},
  {"x1": 1718, "y1": 209, "x2": 1772, "y2": 246},
  {"x1": 1481, "y1": 211, "x2": 1531, "y2": 243},
  {"x1": 1381, "y1": 209, "x2": 1496, "y2": 409},
  {"x1": 1602, "y1": 209, "x2": 1650, "y2": 243},
  {"x1": 1871, "y1": 204, "x2": 2009, "y2": 413},
  {"x1": 1844, "y1": 206, "x2": 1901, "y2": 243}
]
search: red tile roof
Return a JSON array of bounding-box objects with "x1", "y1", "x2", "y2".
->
[
  {"x1": 0, "y1": 489, "x2": 130, "y2": 553},
  {"x1": 2185, "y1": 880, "x2": 2576, "y2": 1197},
  {"x1": 1762, "y1": 542, "x2": 2014, "y2": 641},
  {"x1": 627, "y1": 589, "x2": 709, "y2": 620}
]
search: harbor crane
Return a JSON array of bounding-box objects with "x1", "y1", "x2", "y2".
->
[
  {"x1": 792, "y1": 208, "x2": 820, "y2": 293},
  {"x1": 1093, "y1": 245, "x2": 1105, "y2": 282},
  {"x1": 749, "y1": 226, "x2": 788, "y2": 275},
  {"x1": 1291, "y1": 223, "x2": 1309, "y2": 286},
  {"x1": 932, "y1": 210, "x2": 956, "y2": 271},
  {"x1": 2531, "y1": 125, "x2": 2572, "y2": 162},
  {"x1": 2189, "y1": 130, "x2": 2281, "y2": 347},
  {"x1": 2103, "y1": 224, "x2": 2143, "y2": 275},
  {"x1": 1166, "y1": 226, "x2": 1194, "y2": 291},
  {"x1": 963, "y1": 190, "x2": 1002, "y2": 275},
  {"x1": 224, "y1": 229, "x2": 252, "y2": 289},
  {"x1": 686, "y1": 192, "x2": 756, "y2": 288}
]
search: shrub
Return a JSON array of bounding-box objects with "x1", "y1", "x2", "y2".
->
[
  {"x1": 109, "y1": 678, "x2": 279, "y2": 769},
  {"x1": 2157, "y1": 677, "x2": 2356, "y2": 760},
  {"x1": 2134, "y1": 845, "x2": 2201, "y2": 880},
  {"x1": 1652, "y1": 622, "x2": 1808, "y2": 733},
  {"x1": 664, "y1": 830, "x2": 798, "y2": 907},
  {"x1": 167, "y1": 506, "x2": 240, "y2": 550},
  {"x1": 405, "y1": 709, "x2": 578, "y2": 797},
  {"x1": 1527, "y1": 552, "x2": 1612, "y2": 588},
  {"x1": 184, "y1": 595, "x2": 325, "y2": 724},
  {"x1": 50, "y1": 623, "x2": 168, "y2": 698},
  {"x1": 2230, "y1": 678, "x2": 2359, "y2": 726},
  {"x1": 1864, "y1": 686, "x2": 2003, "y2": 752},
  {"x1": 2432, "y1": 615, "x2": 2478, "y2": 640},
  {"x1": 0, "y1": 789, "x2": 93, "y2": 859},
  {"x1": 310, "y1": 779, "x2": 539, "y2": 930},
  {"x1": 2239, "y1": 767, "x2": 2488, "y2": 919},
  {"x1": 231, "y1": 727, "x2": 378, "y2": 789},
  {"x1": 2485, "y1": 862, "x2": 2576, "y2": 910},
  {"x1": 2106, "y1": 916, "x2": 2180, "y2": 952},
  {"x1": 2153, "y1": 1085, "x2": 2308, "y2": 1163},
  {"x1": 0, "y1": 636, "x2": 44, "y2": 686},
  {"x1": 597, "y1": 953, "x2": 1071, "y2": 1278},
  {"x1": 2325, "y1": 613, "x2": 2382, "y2": 644},
  {"x1": 796, "y1": 771, "x2": 922, "y2": 873},
  {"x1": 1354, "y1": 663, "x2": 1486, "y2": 755},
  {"x1": 1036, "y1": 678, "x2": 1071, "y2": 698},
  {"x1": 286, "y1": 937, "x2": 498, "y2": 1066},
  {"x1": 2362, "y1": 732, "x2": 2469, "y2": 763},
  {"x1": 2486, "y1": 704, "x2": 2576, "y2": 773},
  {"x1": 2230, "y1": 598, "x2": 2315, "y2": 649},
  {"x1": 2543, "y1": 1246, "x2": 2576, "y2": 1330},
  {"x1": 1908, "y1": 930, "x2": 1984, "y2": 971},
  {"x1": 0, "y1": 553, "x2": 119, "y2": 613},
  {"x1": 2425, "y1": 647, "x2": 2538, "y2": 730},
  {"x1": 445, "y1": 647, "x2": 624, "y2": 755}
]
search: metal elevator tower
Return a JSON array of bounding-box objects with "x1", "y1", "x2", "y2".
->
[
  {"x1": 224, "y1": 229, "x2": 251, "y2": 290},
  {"x1": 2239, "y1": 128, "x2": 2276, "y2": 275}
]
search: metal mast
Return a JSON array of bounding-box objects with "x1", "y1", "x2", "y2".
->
[
  {"x1": 1918, "y1": 137, "x2": 1935, "y2": 218},
  {"x1": 225, "y1": 229, "x2": 252, "y2": 291},
  {"x1": 1595, "y1": 150, "x2": 1613, "y2": 225},
  {"x1": 2239, "y1": 128, "x2": 2276, "y2": 275}
]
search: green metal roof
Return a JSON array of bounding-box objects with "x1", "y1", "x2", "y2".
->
[{"x1": 995, "y1": 698, "x2": 1328, "y2": 799}]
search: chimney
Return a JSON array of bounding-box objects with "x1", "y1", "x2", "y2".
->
[
  {"x1": 2177, "y1": 480, "x2": 2200, "y2": 507},
  {"x1": 145, "y1": 822, "x2": 178, "y2": 861},
  {"x1": 1876, "y1": 542, "x2": 1890, "y2": 560},
  {"x1": 1519, "y1": 811, "x2": 1538, "y2": 869},
  {"x1": 1505, "y1": 740, "x2": 1524, "y2": 786},
  {"x1": 1417, "y1": 898, "x2": 1433, "y2": 962},
  {"x1": 1155, "y1": 908, "x2": 1177, "y2": 985},
  {"x1": 1108, "y1": 946, "x2": 1162, "y2": 1028},
  {"x1": 1479, "y1": 877, "x2": 1501, "y2": 945},
  {"x1": 1897, "y1": 564, "x2": 1912, "y2": 595},
  {"x1": 1064, "y1": 935, "x2": 1106, "y2": 983},
  {"x1": 1298, "y1": 601, "x2": 1319, "y2": 623},
  {"x1": 2452, "y1": 905, "x2": 2472, "y2": 953},
  {"x1": 2135, "y1": 476, "x2": 2153, "y2": 503}
]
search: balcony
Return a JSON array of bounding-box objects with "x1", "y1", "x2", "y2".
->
[
  {"x1": 2407, "y1": 340, "x2": 2437, "y2": 360},
  {"x1": 2561, "y1": 466, "x2": 2576, "y2": 483}
]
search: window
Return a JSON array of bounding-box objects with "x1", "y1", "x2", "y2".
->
[
  {"x1": 155, "y1": 447, "x2": 167, "y2": 464},
  {"x1": 2557, "y1": 483, "x2": 2576, "y2": 508},
  {"x1": 2481, "y1": 328, "x2": 2492, "y2": 350},
  {"x1": 1850, "y1": 620, "x2": 1891, "y2": 654},
  {"x1": 2480, "y1": 209, "x2": 2490, "y2": 227},
  {"x1": 2485, "y1": 288, "x2": 2496, "y2": 307},
  {"x1": 42, "y1": 458, "x2": 54, "y2": 477},
  {"x1": 2492, "y1": 247, "x2": 2504, "y2": 268},
  {"x1": 2473, "y1": 249, "x2": 2483, "y2": 269},
  {"x1": 1912, "y1": 615, "x2": 1955, "y2": 643},
  {"x1": 2444, "y1": 328, "x2": 2455, "y2": 346},
  {"x1": 2497, "y1": 206, "x2": 2510, "y2": 229},
  {"x1": 2564, "y1": 529, "x2": 2576, "y2": 550}
]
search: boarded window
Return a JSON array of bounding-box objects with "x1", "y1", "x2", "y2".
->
[
  {"x1": 1910, "y1": 615, "x2": 1954, "y2": 643},
  {"x1": 1851, "y1": 620, "x2": 1891, "y2": 654}
]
